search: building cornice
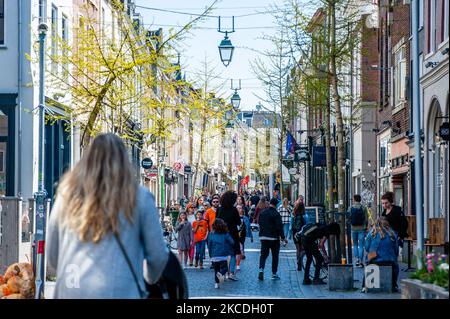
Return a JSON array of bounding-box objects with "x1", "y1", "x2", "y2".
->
[{"x1": 420, "y1": 58, "x2": 449, "y2": 89}]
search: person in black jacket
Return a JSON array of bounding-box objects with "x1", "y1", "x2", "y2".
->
[
  {"x1": 301, "y1": 222, "x2": 340, "y2": 285},
  {"x1": 216, "y1": 191, "x2": 242, "y2": 281},
  {"x1": 258, "y1": 197, "x2": 287, "y2": 281},
  {"x1": 381, "y1": 192, "x2": 406, "y2": 239}
]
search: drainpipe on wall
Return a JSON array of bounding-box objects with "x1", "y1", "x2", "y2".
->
[
  {"x1": 411, "y1": 0, "x2": 424, "y2": 269},
  {"x1": 17, "y1": 0, "x2": 23, "y2": 197}
]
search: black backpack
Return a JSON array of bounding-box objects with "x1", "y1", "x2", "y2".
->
[
  {"x1": 298, "y1": 223, "x2": 318, "y2": 238},
  {"x1": 350, "y1": 206, "x2": 365, "y2": 226}
]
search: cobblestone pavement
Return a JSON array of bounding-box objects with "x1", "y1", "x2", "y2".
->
[
  {"x1": 44, "y1": 232, "x2": 409, "y2": 299},
  {"x1": 184, "y1": 233, "x2": 302, "y2": 299},
  {"x1": 185, "y1": 232, "x2": 407, "y2": 299}
]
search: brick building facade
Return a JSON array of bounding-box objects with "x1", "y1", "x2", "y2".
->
[{"x1": 376, "y1": 0, "x2": 412, "y2": 214}]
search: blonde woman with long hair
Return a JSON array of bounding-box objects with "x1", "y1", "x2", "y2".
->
[
  {"x1": 46, "y1": 133, "x2": 169, "y2": 298},
  {"x1": 363, "y1": 217, "x2": 400, "y2": 292}
]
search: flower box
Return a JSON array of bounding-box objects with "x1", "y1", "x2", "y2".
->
[{"x1": 401, "y1": 279, "x2": 449, "y2": 299}]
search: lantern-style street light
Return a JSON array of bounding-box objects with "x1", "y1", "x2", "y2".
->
[
  {"x1": 218, "y1": 16, "x2": 235, "y2": 67},
  {"x1": 230, "y1": 79, "x2": 241, "y2": 109},
  {"x1": 218, "y1": 33, "x2": 234, "y2": 67},
  {"x1": 231, "y1": 90, "x2": 241, "y2": 109}
]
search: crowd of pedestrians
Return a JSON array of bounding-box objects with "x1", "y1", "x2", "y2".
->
[{"x1": 46, "y1": 133, "x2": 406, "y2": 297}]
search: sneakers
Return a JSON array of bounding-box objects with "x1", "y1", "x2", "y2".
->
[
  {"x1": 312, "y1": 279, "x2": 327, "y2": 285},
  {"x1": 189, "y1": 263, "x2": 193, "y2": 267},
  {"x1": 194, "y1": 260, "x2": 198, "y2": 268},
  {"x1": 216, "y1": 272, "x2": 225, "y2": 284},
  {"x1": 302, "y1": 278, "x2": 312, "y2": 285},
  {"x1": 225, "y1": 273, "x2": 229, "y2": 280},
  {"x1": 236, "y1": 265, "x2": 241, "y2": 271},
  {"x1": 199, "y1": 262, "x2": 204, "y2": 269},
  {"x1": 228, "y1": 274, "x2": 238, "y2": 281},
  {"x1": 214, "y1": 283, "x2": 219, "y2": 289},
  {"x1": 258, "y1": 269, "x2": 264, "y2": 281},
  {"x1": 271, "y1": 274, "x2": 281, "y2": 280}
]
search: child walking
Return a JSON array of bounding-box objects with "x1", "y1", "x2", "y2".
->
[
  {"x1": 236, "y1": 205, "x2": 253, "y2": 270},
  {"x1": 192, "y1": 211, "x2": 208, "y2": 269},
  {"x1": 175, "y1": 212, "x2": 193, "y2": 269},
  {"x1": 208, "y1": 218, "x2": 235, "y2": 289}
]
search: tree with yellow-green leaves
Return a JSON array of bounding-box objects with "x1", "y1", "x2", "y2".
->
[
  {"x1": 187, "y1": 55, "x2": 233, "y2": 196},
  {"x1": 28, "y1": 0, "x2": 218, "y2": 151}
]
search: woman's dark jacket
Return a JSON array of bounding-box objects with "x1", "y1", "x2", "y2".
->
[
  {"x1": 216, "y1": 206, "x2": 242, "y2": 254},
  {"x1": 381, "y1": 205, "x2": 405, "y2": 238}
]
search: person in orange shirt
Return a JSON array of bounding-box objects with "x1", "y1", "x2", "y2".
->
[
  {"x1": 192, "y1": 211, "x2": 209, "y2": 269},
  {"x1": 204, "y1": 196, "x2": 220, "y2": 231}
]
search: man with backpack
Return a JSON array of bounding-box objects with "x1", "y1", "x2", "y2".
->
[{"x1": 347, "y1": 194, "x2": 369, "y2": 267}]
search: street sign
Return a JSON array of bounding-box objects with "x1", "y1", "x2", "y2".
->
[
  {"x1": 439, "y1": 122, "x2": 450, "y2": 141},
  {"x1": 184, "y1": 165, "x2": 192, "y2": 174},
  {"x1": 141, "y1": 157, "x2": 153, "y2": 169},
  {"x1": 145, "y1": 166, "x2": 158, "y2": 177}
]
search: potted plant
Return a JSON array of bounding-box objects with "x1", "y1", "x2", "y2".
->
[{"x1": 401, "y1": 253, "x2": 449, "y2": 299}]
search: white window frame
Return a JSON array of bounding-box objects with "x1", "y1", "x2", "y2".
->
[
  {"x1": 61, "y1": 13, "x2": 68, "y2": 80},
  {"x1": 429, "y1": 0, "x2": 437, "y2": 53},
  {"x1": 419, "y1": 0, "x2": 424, "y2": 29},
  {"x1": 51, "y1": 4, "x2": 58, "y2": 75},
  {"x1": 39, "y1": 0, "x2": 47, "y2": 24},
  {"x1": 394, "y1": 45, "x2": 406, "y2": 108}
]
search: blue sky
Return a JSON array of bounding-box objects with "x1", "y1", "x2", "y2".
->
[{"x1": 134, "y1": 0, "x2": 286, "y2": 111}]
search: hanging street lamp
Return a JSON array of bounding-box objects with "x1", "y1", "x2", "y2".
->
[
  {"x1": 217, "y1": 16, "x2": 236, "y2": 67},
  {"x1": 231, "y1": 90, "x2": 241, "y2": 109},
  {"x1": 218, "y1": 32, "x2": 234, "y2": 67},
  {"x1": 230, "y1": 79, "x2": 242, "y2": 109}
]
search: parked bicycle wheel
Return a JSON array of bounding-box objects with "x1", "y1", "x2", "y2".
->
[{"x1": 301, "y1": 252, "x2": 328, "y2": 280}]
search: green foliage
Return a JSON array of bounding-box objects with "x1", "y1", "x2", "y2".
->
[{"x1": 411, "y1": 254, "x2": 449, "y2": 290}]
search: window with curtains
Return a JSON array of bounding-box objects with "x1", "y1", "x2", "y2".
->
[{"x1": 394, "y1": 45, "x2": 407, "y2": 107}]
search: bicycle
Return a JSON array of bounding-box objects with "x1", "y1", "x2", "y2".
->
[
  {"x1": 299, "y1": 239, "x2": 330, "y2": 281},
  {"x1": 162, "y1": 218, "x2": 178, "y2": 250}
]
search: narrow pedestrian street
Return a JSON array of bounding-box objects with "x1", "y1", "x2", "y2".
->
[
  {"x1": 0, "y1": 0, "x2": 448, "y2": 303},
  {"x1": 180, "y1": 233, "x2": 405, "y2": 299}
]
